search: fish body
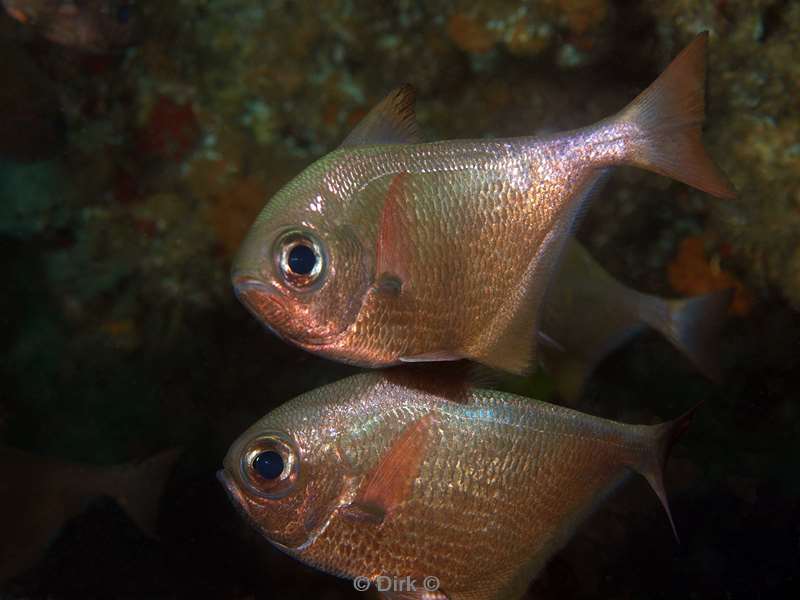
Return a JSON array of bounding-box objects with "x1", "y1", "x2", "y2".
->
[
  {"x1": 542, "y1": 239, "x2": 733, "y2": 401},
  {"x1": 233, "y1": 34, "x2": 734, "y2": 375},
  {"x1": 0, "y1": 446, "x2": 178, "y2": 583},
  {"x1": 2, "y1": 0, "x2": 135, "y2": 52},
  {"x1": 219, "y1": 369, "x2": 693, "y2": 600}
]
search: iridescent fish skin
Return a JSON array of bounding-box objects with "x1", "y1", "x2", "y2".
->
[
  {"x1": 232, "y1": 33, "x2": 734, "y2": 375},
  {"x1": 542, "y1": 238, "x2": 733, "y2": 402},
  {"x1": 2, "y1": 0, "x2": 136, "y2": 52},
  {"x1": 219, "y1": 369, "x2": 693, "y2": 600}
]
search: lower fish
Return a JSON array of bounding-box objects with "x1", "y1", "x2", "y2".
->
[
  {"x1": 219, "y1": 369, "x2": 695, "y2": 600},
  {"x1": 542, "y1": 239, "x2": 733, "y2": 402},
  {"x1": 0, "y1": 446, "x2": 179, "y2": 583}
]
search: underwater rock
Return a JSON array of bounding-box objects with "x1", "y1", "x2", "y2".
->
[
  {"x1": 645, "y1": 1, "x2": 800, "y2": 310},
  {"x1": 0, "y1": 160, "x2": 67, "y2": 238},
  {"x1": 0, "y1": 44, "x2": 65, "y2": 162}
]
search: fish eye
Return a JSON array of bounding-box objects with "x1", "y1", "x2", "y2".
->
[
  {"x1": 240, "y1": 433, "x2": 299, "y2": 499},
  {"x1": 275, "y1": 230, "x2": 325, "y2": 289},
  {"x1": 252, "y1": 450, "x2": 283, "y2": 480},
  {"x1": 288, "y1": 244, "x2": 316, "y2": 275}
]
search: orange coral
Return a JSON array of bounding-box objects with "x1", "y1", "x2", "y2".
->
[
  {"x1": 446, "y1": 14, "x2": 494, "y2": 54},
  {"x1": 559, "y1": 0, "x2": 608, "y2": 36},
  {"x1": 668, "y1": 236, "x2": 754, "y2": 316},
  {"x1": 137, "y1": 96, "x2": 201, "y2": 163},
  {"x1": 208, "y1": 176, "x2": 268, "y2": 257}
]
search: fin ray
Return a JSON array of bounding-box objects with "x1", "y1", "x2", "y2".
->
[
  {"x1": 343, "y1": 414, "x2": 437, "y2": 524},
  {"x1": 647, "y1": 288, "x2": 733, "y2": 381},
  {"x1": 341, "y1": 84, "x2": 421, "y2": 147},
  {"x1": 109, "y1": 448, "x2": 181, "y2": 538},
  {"x1": 375, "y1": 172, "x2": 413, "y2": 288},
  {"x1": 615, "y1": 32, "x2": 735, "y2": 199},
  {"x1": 635, "y1": 404, "x2": 700, "y2": 542}
]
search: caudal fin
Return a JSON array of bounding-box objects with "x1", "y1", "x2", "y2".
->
[
  {"x1": 634, "y1": 405, "x2": 700, "y2": 542},
  {"x1": 661, "y1": 288, "x2": 733, "y2": 381},
  {"x1": 108, "y1": 448, "x2": 181, "y2": 538},
  {"x1": 615, "y1": 32, "x2": 735, "y2": 199}
]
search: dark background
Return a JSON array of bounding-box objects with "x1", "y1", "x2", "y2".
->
[{"x1": 1, "y1": 1, "x2": 798, "y2": 598}]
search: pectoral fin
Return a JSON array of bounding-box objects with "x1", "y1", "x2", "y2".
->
[
  {"x1": 342, "y1": 414, "x2": 437, "y2": 525},
  {"x1": 375, "y1": 172, "x2": 413, "y2": 290}
]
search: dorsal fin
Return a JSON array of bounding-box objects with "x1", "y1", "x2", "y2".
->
[{"x1": 340, "y1": 84, "x2": 421, "y2": 147}]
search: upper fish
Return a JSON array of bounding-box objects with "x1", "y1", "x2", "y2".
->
[
  {"x1": 232, "y1": 33, "x2": 735, "y2": 375},
  {"x1": 218, "y1": 367, "x2": 696, "y2": 600}
]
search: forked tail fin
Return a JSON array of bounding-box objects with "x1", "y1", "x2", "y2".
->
[
  {"x1": 107, "y1": 447, "x2": 181, "y2": 538},
  {"x1": 643, "y1": 288, "x2": 733, "y2": 382},
  {"x1": 613, "y1": 32, "x2": 735, "y2": 199},
  {"x1": 633, "y1": 405, "x2": 700, "y2": 542}
]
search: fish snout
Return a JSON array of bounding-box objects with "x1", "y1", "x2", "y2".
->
[
  {"x1": 217, "y1": 469, "x2": 246, "y2": 507},
  {"x1": 232, "y1": 275, "x2": 288, "y2": 323},
  {"x1": 232, "y1": 274, "x2": 275, "y2": 297}
]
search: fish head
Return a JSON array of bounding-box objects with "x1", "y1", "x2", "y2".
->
[
  {"x1": 231, "y1": 153, "x2": 372, "y2": 349},
  {"x1": 218, "y1": 400, "x2": 352, "y2": 551}
]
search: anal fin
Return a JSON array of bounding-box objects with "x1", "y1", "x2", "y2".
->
[
  {"x1": 399, "y1": 351, "x2": 461, "y2": 363},
  {"x1": 466, "y1": 169, "x2": 612, "y2": 375}
]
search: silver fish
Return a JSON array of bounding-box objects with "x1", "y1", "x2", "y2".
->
[
  {"x1": 219, "y1": 369, "x2": 695, "y2": 600},
  {"x1": 232, "y1": 33, "x2": 734, "y2": 375}
]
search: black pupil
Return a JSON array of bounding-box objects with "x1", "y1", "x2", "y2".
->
[
  {"x1": 252, "y1": 451, "x2": 284, "y2": 480},
  {"x1": 288, "y1": 244, "x2": 317, "y2": 275}
]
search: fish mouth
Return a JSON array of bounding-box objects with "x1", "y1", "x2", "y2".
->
[
  {"x1": 217, "y1": 469, "x2": 247, "y2": 507},
  {"x1": 216, "y1": 469, "x2": 317, "y2": 555},
  {"x1": 231, "y1": 274, "x2": 349, "y2": 348},
  {"x1": 232, "y1": 275, "x2": 289, "y2": 324},
  {"x1": 232, "y1": 274, "x2": 280, "y2": 302}
]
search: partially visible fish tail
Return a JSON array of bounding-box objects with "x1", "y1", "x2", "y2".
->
[
  {"x1": 107, "y1": 447, "x2": 181, "y2": 538},
  {"x1": 550, "y1": 356, "x2": 592, "y2": 406},
  {"x1": 654, "y1": 288, "x2": 733, "y2": 382},
  {"x1": 635, "y1": 404, "x2": 701, "y2": 542},
  {"x1": 614, "y1": 32, "x2": 735, "y2": 199}
]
